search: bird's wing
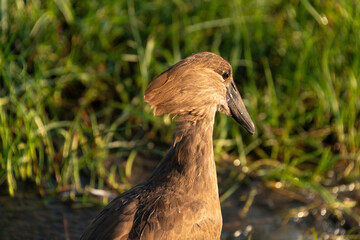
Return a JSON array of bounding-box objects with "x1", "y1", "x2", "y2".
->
[
  {"x1": 81, "y1": 187, "x2": 220, "y2": 240},
  {"x1": 80, "y1": 190, "x2": 139, "y2": 240}
]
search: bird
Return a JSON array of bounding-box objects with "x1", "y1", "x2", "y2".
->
[{"x1": 81, "y1": 52, "x2": 255, "y2": 240}]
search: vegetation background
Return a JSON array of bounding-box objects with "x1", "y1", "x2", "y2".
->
[{"x1": 0, "y1": 0, "x2": 359, "y2": 238}]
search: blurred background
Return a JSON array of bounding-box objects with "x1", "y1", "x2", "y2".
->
[{"x1": 0, "y1": 0, "x2": 359, "y2": 239}]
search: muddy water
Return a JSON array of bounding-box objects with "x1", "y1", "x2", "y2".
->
[
  {"x1": 0, "y1": 187, "x2": 95, "y2": 240},
  {"x1": 220, "y1": 182, "x2": 347, "y2": 240},
  {"x1": 0, "y1": 181, "x2": 348, "y2": 240}
]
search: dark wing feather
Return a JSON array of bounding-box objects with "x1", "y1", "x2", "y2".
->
[{"x1": 80, "y1": 189, "x2": 139, "y2": 240}]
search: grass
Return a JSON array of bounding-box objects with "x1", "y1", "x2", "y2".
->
[{"x1": 1, "y1": 0, "x2": 360, "y2": 236}]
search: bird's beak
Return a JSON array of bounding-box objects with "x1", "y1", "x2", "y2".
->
[{"x1": 226, "y1": 81, "x2": 255, "y2": 135}]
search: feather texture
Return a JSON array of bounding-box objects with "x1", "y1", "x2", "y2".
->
[{"x1": 81, "y1": 52, "x2": 254, "y2": 240}]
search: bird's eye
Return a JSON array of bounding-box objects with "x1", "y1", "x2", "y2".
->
[{"x1": 222, "y1": 70, "x2": 230, "y2": 80}]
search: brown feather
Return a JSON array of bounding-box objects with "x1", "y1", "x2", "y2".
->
[{"x1": 81, "y1": 52, "x2": 253, "y2": 240}]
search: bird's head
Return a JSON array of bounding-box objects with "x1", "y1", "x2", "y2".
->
[{"x1": 144, "y1": 52, "x2": 255, "y2": 135}]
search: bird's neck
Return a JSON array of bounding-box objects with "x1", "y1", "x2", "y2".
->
[{"x1": 150, "y1": 109, "x2": 219, "y2": 196}]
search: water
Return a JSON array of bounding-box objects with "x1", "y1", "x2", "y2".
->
[{"x1": 0, "y1": 181, "x2": 350, "y2": 240}]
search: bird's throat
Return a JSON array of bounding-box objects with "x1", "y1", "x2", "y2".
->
[{"x1": 150, "y1": 112, "x2": 219, "y2": 197}]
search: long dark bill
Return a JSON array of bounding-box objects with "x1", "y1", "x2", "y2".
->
[{"x1": 226, "y1": 81, "x2": 255, "y2": 135}]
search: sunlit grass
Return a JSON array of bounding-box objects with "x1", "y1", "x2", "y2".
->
[{"x1": 0, "y1": 0, "x2": 359, "y2": 234}]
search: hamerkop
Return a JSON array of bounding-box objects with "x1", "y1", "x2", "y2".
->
[{"x1": 81, "y1": 52, "x2": 255, "y2": 240}]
